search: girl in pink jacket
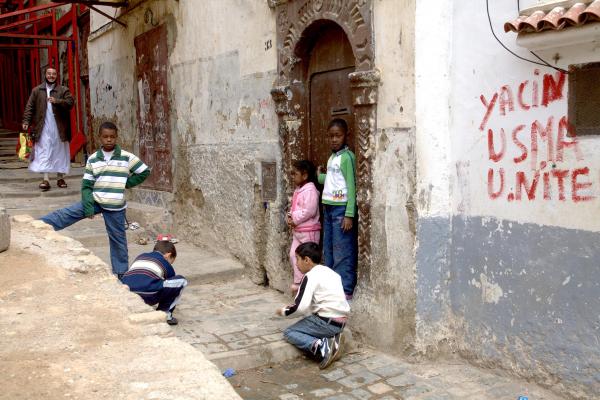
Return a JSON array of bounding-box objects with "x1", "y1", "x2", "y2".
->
[{"x1": 287, "y1": 160, "x2": 321, "y2": 292}]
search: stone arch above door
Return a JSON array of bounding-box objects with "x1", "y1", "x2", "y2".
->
[{"x1": 269, "y1": 0, "x2": 380, "y2": 272}]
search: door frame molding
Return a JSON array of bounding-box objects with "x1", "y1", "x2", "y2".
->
[{"x1": 269, "y1": 0, "x2": 379, "y2": 273}]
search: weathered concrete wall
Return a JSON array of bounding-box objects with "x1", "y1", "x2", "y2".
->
[
  {"x1": 451, "y1": 216, "x2": 600, "y2": 398},
  {"x1": 413, "y1": 0, "x2": 454, "y2": 353},
  {"x1": 350, "y1": 0, "x2": 417, "y2": 352},
  {"x1": 88, "y1": 0, "x2": 421, "y2": 353},
  {"x1": 88, "y1": 1, "x2": 285, "y2": 288},
  {"x1": 413, "y1": 0, "x2": 600, "y2": 397}
]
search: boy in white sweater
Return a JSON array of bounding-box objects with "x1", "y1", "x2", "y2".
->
[{"x1": 276, "y1": 242, "x2": 350, "y2": 369}]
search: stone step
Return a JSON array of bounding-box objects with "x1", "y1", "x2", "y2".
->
[
  {"x1": 2, "y1": 202, "x2": 80, "y2": 218},
  {"x1": 0, "y1": 167, "x2": 84, "y2": 183},
  {"x1": 208, "y1": 340, "x2": 302, "y2": 371},
  {"x1": 0, "y1": 186, "x2": 81, "y2": 199},
  {"x1": 59, "y1": 222, "x2": 246, "y2": 284},
  {"x1": 0, "y1": 131, "x2": 18, "y2": 138},
  {"x1": 173, "y1": 277, "x2": 357, "y2": 372}
]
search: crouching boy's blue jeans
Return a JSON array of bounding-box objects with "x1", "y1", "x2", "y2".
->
[
  {"x1": 322, "y1": 204, "x2": 358, "y2": 297},
  {"x1": 284, "y1": 314, "x2": 343, "y2": 356},
  {"x1": 40, "y1": 202, "x2": 128, "y2": 275}
]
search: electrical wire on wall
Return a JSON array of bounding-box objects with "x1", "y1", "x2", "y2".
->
[{"x1": 486, "y1": 0, "x2": 568, "y2": 74}]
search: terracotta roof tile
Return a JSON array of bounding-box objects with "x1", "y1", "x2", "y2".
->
[{"x1": 505, "y1": 1, "x2": 600, "y2": 33}]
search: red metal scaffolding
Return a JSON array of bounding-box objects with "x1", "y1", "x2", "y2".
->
[{"x1": 0, "y1": 0, "x2": 93, "y2": 158}]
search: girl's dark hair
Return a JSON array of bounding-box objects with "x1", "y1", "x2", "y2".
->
[
  {"x1": 327, "y1": 118, "x2": 348, "y2": 134},
  {"x1": 292, "y1": 159, "x2": 317, "y2": 184},
  {"x1": 295, "y1": 242, "x2": 321, "y2": 263},
  {"x1": 154, "y1": 241, "x2": 177, "y2": 258}
]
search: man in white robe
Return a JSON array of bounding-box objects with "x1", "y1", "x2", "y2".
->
[{"x1": 22, "y1": 67, "x2": 74, "y2": 191}]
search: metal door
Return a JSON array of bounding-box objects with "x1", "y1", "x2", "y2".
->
[
  {"x1": 134, "y1": 25, "x2": 172, "y2": 191},
  {"x1": 309, "y1": 66, "x2": 355, "y2": 165}
]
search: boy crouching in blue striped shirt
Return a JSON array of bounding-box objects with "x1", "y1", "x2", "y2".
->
[
  {"x1": 40, "y1": 122, "x2": 150, "y2": 278},
  {"x1": 122, "y1": 240, "x2": 187, "y2": 325}
]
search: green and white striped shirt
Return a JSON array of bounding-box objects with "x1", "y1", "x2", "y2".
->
[{"x1": 82, "y1": 145, "x2": 150, "y2": 215}]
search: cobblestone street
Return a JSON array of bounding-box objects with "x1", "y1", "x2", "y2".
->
[{"x1": 0, "y1": 165, "x2": 567, "y2": 399}]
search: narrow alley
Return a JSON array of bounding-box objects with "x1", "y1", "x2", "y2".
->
[
  {"x1": 2, "y1": 0, "x2": 600, "y2": 399},
  {"x1": 1, "y1": 162, "x2": 563, "y2": 399}
]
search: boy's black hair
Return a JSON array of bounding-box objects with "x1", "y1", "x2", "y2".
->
[
  {"x1": 154, "y1": 241, "x2": 177, "y2": 258},
  {"x1": 327, "y1": 118, "x2": 348, "y2": 134},
  {"x1": 292, "y1": 159, "x2": 317, "y2": 184},
  {"x1": 99, "y1": 121, "x2": 118, "y2": 134},
  {"x1": 295, "y1": 242, "x2": 321, "y2": 264}
]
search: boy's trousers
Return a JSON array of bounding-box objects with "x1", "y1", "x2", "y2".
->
[
  {"x1": 322, "y1": 204, "x2": 358, "y2": 297},
  {"x1": 284, "y1": 314, "x2": 343, "y2": 355},
  {"x1": 134, "y1": 275, "x2": 188, "y2": 312},
  {"x1": 40, "y1": 201, "x2": 128, "y2": 275}
]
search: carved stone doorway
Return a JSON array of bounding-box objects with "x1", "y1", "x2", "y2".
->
[{"x1": 270, "y1": 0, "x2": 380, "y2": 272}]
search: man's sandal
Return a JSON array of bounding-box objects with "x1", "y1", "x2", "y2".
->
[
  {"x1": 39, "y1": 180, "x2": 50, "y2": 191},
  {"x1": 57, "y1": 179, "x2": 68, "y2": 188}
]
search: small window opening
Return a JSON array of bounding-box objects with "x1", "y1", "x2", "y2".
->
[{"x1": 568, "y1": 63, "x2": 600, "y2": 137}]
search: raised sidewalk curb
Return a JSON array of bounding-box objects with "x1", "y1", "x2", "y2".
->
[
  {"x1": 0, "y1": 207, "x2": 9, "y2": 252},
  {"x1": 7, "y1": 215, "x2": 243, "y2": 400}
]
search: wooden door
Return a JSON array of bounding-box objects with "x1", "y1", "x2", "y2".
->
[
  {"x1": 307, "y1": 23, "x2": 355, "y2": 169},
  {"x1": 134, "y1": 25, "x2": 173, "y2": 191},
  {"x1": 309, "y1": 67, "x2": 355, "y2": 164}
]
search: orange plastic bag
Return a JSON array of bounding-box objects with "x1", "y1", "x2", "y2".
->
[{"x1": 16, "y1": 132, "x2": 33, "y2": 161}]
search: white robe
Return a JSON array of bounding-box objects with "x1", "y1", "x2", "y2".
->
[{"x1": 28, "y1": 84, "x2": 70, "y2": 174}]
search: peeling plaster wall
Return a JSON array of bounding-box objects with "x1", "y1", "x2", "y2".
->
[
  {"x1": 413, "y1": 0, "x2": 454, "y2": 352},
  {"x1": 348, "y1": 0, "x2": 417, "y2": 351},
  {"x1": 420, "y1": 0, "x2": 600, "y2": 397},
  {"x1": 88, "y1": 0, "x2": 284, "y2": 287}
]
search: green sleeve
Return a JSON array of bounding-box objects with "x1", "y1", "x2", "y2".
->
[
  {"x1": 81, "y1": 165, "x2": 95, "y2": 216},
  {"x1": 318, "y1": 173, "x2": 326, "y2": 185},
  {"x1": 126, "y1": 169, "x2": 150, "y2": 188},
  {"x1": 340, "y1": 153, "x2": 356, "y2": 217}
]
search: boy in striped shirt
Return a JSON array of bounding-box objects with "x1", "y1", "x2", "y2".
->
[
  {"x1": 122, "y1": 240, "x2": 187, "y2": 325},
  {"x1": 40, "y1": 122, "x2": 150, "y2": 277}
]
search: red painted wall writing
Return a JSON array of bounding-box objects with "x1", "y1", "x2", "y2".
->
[{"x1": 480, "y1": 70, "x2": 592, "y2": 203}]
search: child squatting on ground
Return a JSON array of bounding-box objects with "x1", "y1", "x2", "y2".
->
[
  {"x1": 276, "y1": 242, "x2": 350, "y2": 369},
  {"x1": 39, "y1": 122, "x2": 150, "y2": 278},
  {"x1": 287, "y1": 160, "x2": 321, "y2": 293},
  {"x1": 318, "y1": 118, "x2": 358, "y2": 299},
  {"x1": 121, "y1": 240, "x2": 187, "y2": 325}
]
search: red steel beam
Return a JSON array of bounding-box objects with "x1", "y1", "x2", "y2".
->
[
  {"x1": 72, "y1": 4, "x2": 83, "y2": 138},
  {"x1": 0, "y1": 2, "x2": 66, "y2": 21},
  {"x1": 0, "y1": 33, "x2": 73, "y2": 41},
  {"x1": 0, "y1": 14, "x2": 52, "y2": 32},
  {"x1": 52, "y1": 1, "x2": 129, "y2": 7},
  {"x1": 0, "y1": 44, "x2": 51, "y2": 48},
  {"x1": 51, "y1": 9, "x2": 58, "y2": 68}
]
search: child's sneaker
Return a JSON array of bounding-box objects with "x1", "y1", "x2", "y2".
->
[
  {"x1": 332, "y1": 332, "x2": 345, "y2": 362},
  {"x1": 166, "y1": 311, "x2": 178, "y2": 325},
  {"x1": 319, "y1": 337, "x2": 335, "y2": 369}
]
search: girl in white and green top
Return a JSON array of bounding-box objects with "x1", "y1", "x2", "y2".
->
[{"x1": 317, "y1": 119, "x2": 358, "y2": 299}]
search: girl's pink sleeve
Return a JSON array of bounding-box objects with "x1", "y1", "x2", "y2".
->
[{"x1": 291, "y1": 188, "x2": 319, "y2": 225}]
